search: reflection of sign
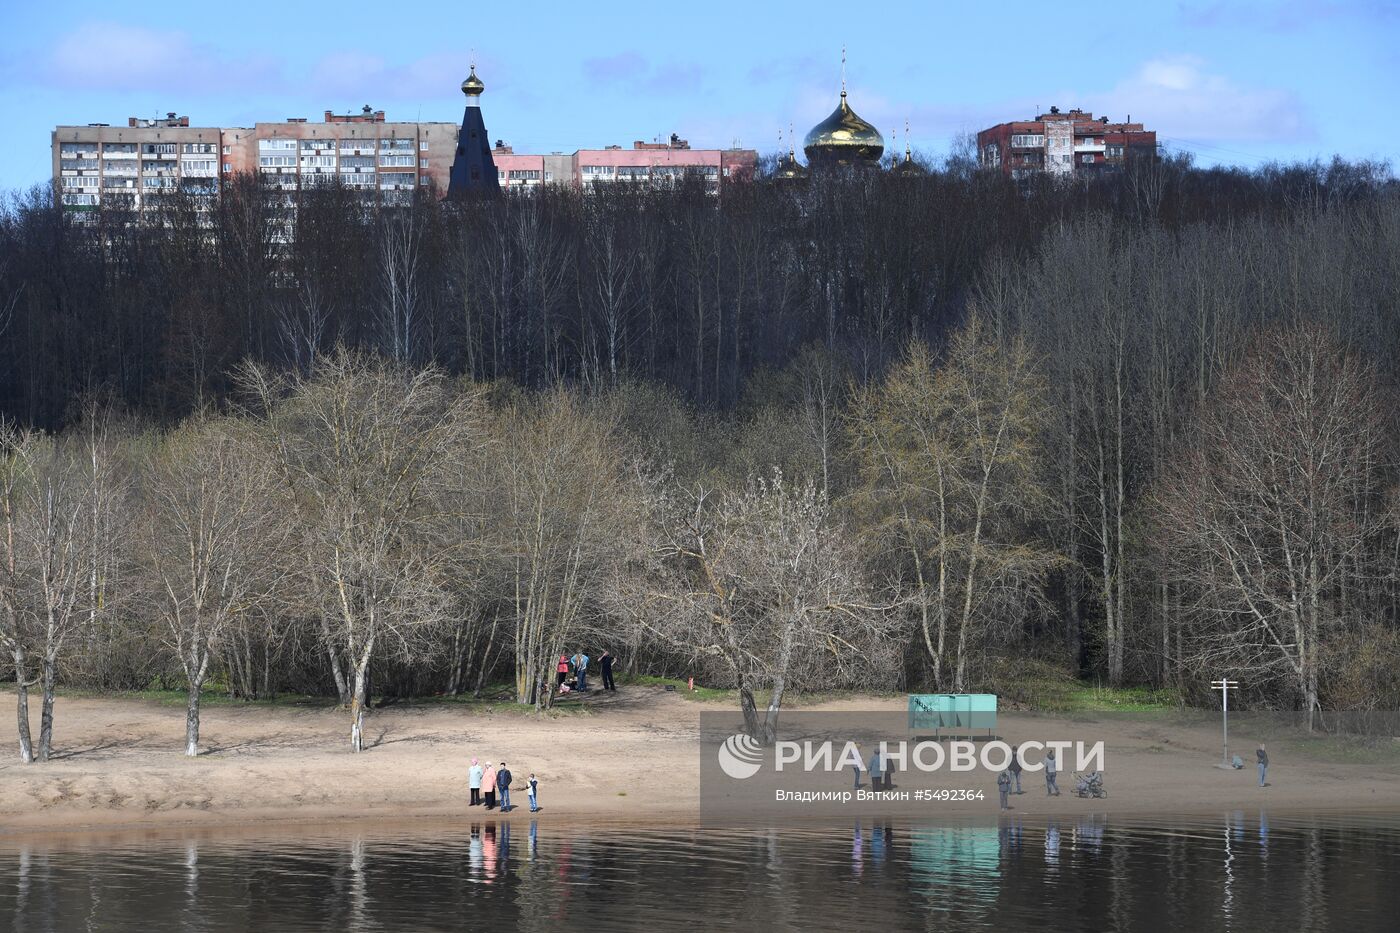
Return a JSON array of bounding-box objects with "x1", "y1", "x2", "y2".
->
[
  {"x1": 908, "y1": 827, "x2": 1002, "y2": 907},
  {"x1": 908, "y1": 694, "x2": 998, "y2": 735}
]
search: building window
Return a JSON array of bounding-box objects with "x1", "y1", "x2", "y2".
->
[
  {"x1": 1080, "y1": 153, "x2": 1095, "y2": 164},
  {"x1": 419, "y1": 140, "x2": 429, "y2": 151},
  {"x1": 1010, "y1": 134, "x2": 1045, "y2": 148},
  {"x1": 420, "y1": 158, "x2": 429, "y2": 169},
  {"x1": 223, "y1": 163, "x2": 232, "y2": 173},
  {"x1": 259, "y1": 139, "x2": 297, "y2": 151},
  {"x1": 1106, "y1": 144, "x2": 1125, "y2": 158},
  {"x1": 420, "y1": 175, "x2": 431, "y2": 185}
]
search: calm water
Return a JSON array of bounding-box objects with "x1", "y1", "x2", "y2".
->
[{"x1": 1, "y1": 812, "x2": 1398, "y2": 931}]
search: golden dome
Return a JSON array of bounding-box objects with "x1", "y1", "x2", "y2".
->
[
  {"x1": 775, "y1": 150, "x2": 807, "y2": 180},
  {"x1": 804, "y1": 91, "x2": 884, "y2": 166},
  {"x1": 461, "y1": 65, "x2": 485, "y2": 97}
]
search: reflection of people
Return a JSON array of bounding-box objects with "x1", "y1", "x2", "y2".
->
[
  {"x1": 468, "y1": 757, "x2": 484, "y2": 806},
  {"x1": 1256, "y1": 743, "x2": 1269, "y2": 787},
  {"x1": 1009, "y1": 752, "x2": 1023, "y2": 794},
  {"x1": 997, "y1": 769, "x2": 1013, "y2": 811},
  {"x1": 1045, "y1": 750, "x2": 1060, "y2": 796}
]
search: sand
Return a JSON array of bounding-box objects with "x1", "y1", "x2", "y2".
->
[{"x1": 2, "y1": 687, "x2": 1398, "y2": 837}]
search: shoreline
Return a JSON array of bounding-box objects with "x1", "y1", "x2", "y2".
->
[{"x1": 3, "y1": 690, "x2": 1399, "y2": 839}]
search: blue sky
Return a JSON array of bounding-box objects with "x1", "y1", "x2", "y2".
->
[{"x1": 2, "y1": 0, "x2": 1396, "y2": 189}]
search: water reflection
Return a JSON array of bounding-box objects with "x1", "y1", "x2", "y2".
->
[{"x1": 0, "y1": 812, "x2": 1396, "y2": 931}]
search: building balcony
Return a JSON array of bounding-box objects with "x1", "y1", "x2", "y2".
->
[{"x1": 1074, "y1": 140, "x2": 1107, "y2": 152}]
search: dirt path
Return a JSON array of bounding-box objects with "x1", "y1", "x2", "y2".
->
[{"x1": 1, "y1": 689, "x2": 1397, "y2": 836}]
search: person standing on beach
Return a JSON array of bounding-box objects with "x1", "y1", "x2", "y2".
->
[
  {"x1": 868, "y1": 749, "x2": 884, "y2": 791},
  {"x1": 528, "y1": 773, "x2": 539, "y2": 812},
  {"x1": 1009, "y1": 751, "x2": 1024, "y2": 794},
  {"x1": 852, "y1": 745, "x2": 863, "y2": 789},
  {"x1": 998, "y1": 769, "x2": 1013, "y2": 811},
  {"x1": 483, "y1": 762, "x2": 498, "y2": 809},
  {"x1": 600, "y1": 650, "x2": 617, "y2": 691},
  {"x1": 469, "y1": 757, "x2": 484, "y2": 806},
  {"x1": 1045, "y1": 750, "x2": 1060, "y2": 796},
  {"x1": 1257, "y1": 743, "x2": 1269, "y2": 787},
  {"x1": 556, "y1": 655, "x2": 570, "y2": 690},
  {"x1": 574, "y1": 651, "x2": 590, "y2": 691},
  {"x1": 497, "y1": 761, "x2": 513, "y2": 812}
]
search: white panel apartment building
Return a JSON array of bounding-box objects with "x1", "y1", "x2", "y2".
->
[{"x1": 52, "y1": 109, "x2": 461, "y2": 211}]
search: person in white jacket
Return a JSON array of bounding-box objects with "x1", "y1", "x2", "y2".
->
[{"x1": 468, "y1": 757, "x2": 484, "y2": 807}]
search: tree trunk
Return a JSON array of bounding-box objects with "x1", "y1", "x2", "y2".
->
[
  {"x1": 13, "y1": 648, "x2": 33, "y2": 763},
  {"x1": 323, "y1": 618, "x2": 350, "y2": 706},
  {"x1": 186, "y1": 682, "x2": 202, "y2": 757},
  {"x1": 37, "y1": 654, "x2": 57, "y2": 762}
]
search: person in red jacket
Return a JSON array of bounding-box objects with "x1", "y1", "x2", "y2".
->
[{"x1": 556, "y1": 655, "x2": 570, "y2": 690}]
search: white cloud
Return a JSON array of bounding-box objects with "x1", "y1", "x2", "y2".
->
[
  {"x1": 1097, "y1": 55, "x2": 1313, "y2": 144},
  {"x1": 45, "y1": 22, "x2": 279, "y2": 93}
]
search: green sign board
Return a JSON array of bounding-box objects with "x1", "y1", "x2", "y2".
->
[{"x1": 908, "y1": 693, "x2": 998, "y2": 735}]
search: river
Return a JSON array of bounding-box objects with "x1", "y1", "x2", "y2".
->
[{"x1": 1, "y1": 811, "x2": 1397, "y2": 931}]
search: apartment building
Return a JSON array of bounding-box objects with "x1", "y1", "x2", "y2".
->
[
  {"x1": 54, "y1": 114, "x2": 758, "y2": 210},
  {"x1": 492, "y1": 135, "x2": 758, "y2": 193},
  {"x1": 977, "y1": 107, "x2": 1156, "y2": 179},
  {"x1": 52, "y1": 107, "x2": 460, "y2": 211}
]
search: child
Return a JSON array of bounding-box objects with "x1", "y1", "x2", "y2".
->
[{"x1": 528, "y1": 773, "x2": 539, "y2": 812}]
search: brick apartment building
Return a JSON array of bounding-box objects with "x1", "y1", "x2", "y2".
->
[
  {"x1": 53, "y1": 110, "x2": 757, "y2": 210},
  {"x1": 492, "y1": 133, "x2": 757, "y2": 193},
  {"x1": 977, "y1": 107, "x2": 1156, "y2": 179}
]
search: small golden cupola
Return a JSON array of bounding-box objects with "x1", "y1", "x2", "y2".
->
[
  {"x1": 803, "y1": 49, "x2": 884, "y2": 167},
  {"x1": 893, "y1": 120, "x2": 926, "y2": 176},
  {"x1": 774, "y1": 125, "x2": 808, "y2": 180}
]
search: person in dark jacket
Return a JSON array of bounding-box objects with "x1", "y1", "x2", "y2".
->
[
  {"x1": 497, "y1": 762, "x2": 513, "y2": 811},
  {"x1": 1257, "y1": 744, "x2": 1269, "y2": 787},
  {"x1": 600, "y1": 651, "x2": 617, "y2": 691},
  {"x1": 1009, "y1": 751, "x2": 1024, "y2": 794}
]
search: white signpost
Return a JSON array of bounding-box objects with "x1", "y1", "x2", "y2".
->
[{"x1": 1211, "y1": 678, "x2": 1239, "y2": 769}]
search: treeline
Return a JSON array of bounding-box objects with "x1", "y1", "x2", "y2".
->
[{"x1": 2, "y1": 157, "x2": 1399, "y2": 753}]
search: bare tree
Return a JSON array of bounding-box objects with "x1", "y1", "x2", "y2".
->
[
  {"x1": 1154, "y1": 325, "x2": 1390, "y2": 725},
  {"x1": 0, "y1": 427, "x2": 116, "y2": 761},
  {"x1": 140, "y1": 418, "x2": 290, "y2": 755},
  {"x1": 497, "y1": 391, "x2": 639, "y2": 709},
  {"x1": 625, "y1": 470, "x2": 895, "y2": 743},
  {"x1": 242, "y1": 352, "x2": 480, "y2": 750},
  {"x1": 849, "y1": 321, "x2": 1056, "y2": 691}
]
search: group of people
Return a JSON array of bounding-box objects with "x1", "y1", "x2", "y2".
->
[
  {"x1": 555, "y1": 649, "x2": 618, "y2": 695},
  {"x1": 468, "y1": 758, "x2": 540, "y2": 813}
]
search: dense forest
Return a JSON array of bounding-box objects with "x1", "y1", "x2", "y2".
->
[{"x1": 1, "y1": 154, "x2": 1398, "y2": 753}]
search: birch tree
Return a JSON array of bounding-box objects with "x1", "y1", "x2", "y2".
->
[{"x1": 141, "y1": 418, "x2": 289, "y2": 755}]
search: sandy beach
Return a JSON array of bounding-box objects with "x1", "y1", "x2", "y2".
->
[{"x1": 2, "y1": 687, "x2": 1398, "y2": 837}]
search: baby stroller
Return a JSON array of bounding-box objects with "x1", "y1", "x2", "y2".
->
[{"x1": 1073, "y1": 771, "x2": 1108, "y2": 799}]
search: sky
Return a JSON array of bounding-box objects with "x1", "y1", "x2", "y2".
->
[{"x1": 1, "y1": 0, "x2": 1397, "y2": 189}]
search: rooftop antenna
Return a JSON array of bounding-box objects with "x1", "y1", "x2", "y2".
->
[
  {"x1": 841, "y1": 45, "x2": 847, "y2": 98},
  {"x1": 789, "y1": 122, "x2": 796, "y2": 158},
  {"x1": 905, "y1": 117, "x2": 912, "y2": 160}
]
